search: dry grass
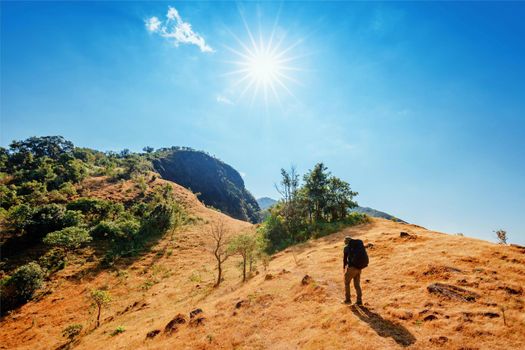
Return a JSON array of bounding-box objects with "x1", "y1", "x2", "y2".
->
[{"x1": 1, "y1": 180, "x2": 524, "y2": 349}]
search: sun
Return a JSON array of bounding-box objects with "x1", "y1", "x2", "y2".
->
[
  {"x1": 223, "y1": 15, "x2": 303, "y2": 107},
  {"x1": 248, "y1": 52, "x2": 279, "y2": 83}
]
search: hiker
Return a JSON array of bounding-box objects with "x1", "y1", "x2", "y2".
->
[{"x1": 343, "y1": 236, "x2": 369, "y2": 305}]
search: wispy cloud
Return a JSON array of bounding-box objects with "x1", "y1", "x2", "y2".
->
[
  {"x1": 216, "y1": 94, "x2": 234, "y2": 105},
  {"x1": 145, "y1": 6, "x2": 213, "y2": 53}
]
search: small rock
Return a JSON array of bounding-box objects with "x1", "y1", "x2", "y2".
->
[
  {"x1": 235, "y1": 300, "x2": 249, "y2": 309},
  {"x1": 189, "y1": 316, "x2": 205, "y2": 327},
  {"x1": 190, "y1": 308, "x2": 203, "y2": 319},
  {"x1": 301, "y1": 275, "x2": 313, "y2": 285},
  {"x1": 146, "y1": 329, "x2": 161, "y2": 339},
  {"x1": 400, "y1": 232, "x2": 410, "y2": 237},
  {"x1": 164, "y1": 313, "x2": 187, "y2": 334},
  {"x1": 423, "y1": 314, "x2": 438, "y2": 321},
  {"x1": 365, "y1": 243, "x2": 374, "y2": 249},
  {"x1": 265, "y1": 274, "x2": 274, "y2": 280},
  {"x1": 482, "y1": 312, "x2": 499, "y2": 318},
  {"x1": 429, "y1": 336, "x2": 448, "y2": 345}
]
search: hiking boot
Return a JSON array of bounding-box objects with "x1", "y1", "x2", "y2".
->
[
  {"x1": 341, "y1": 299, "x2": 351, "y2": 305},
  {"x1": 355, "y1": 299, "x2": 363, "y2": 306}
]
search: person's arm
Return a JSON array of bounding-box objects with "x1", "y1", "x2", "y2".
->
[{"x1": 343, "y1": 247, "x2": 348, "y2": 269}]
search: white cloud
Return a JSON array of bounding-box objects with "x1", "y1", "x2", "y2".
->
[
  {"x1": 240, "y1": 172, "x2": 246, "y2": 178},
  {"x1": 145, "y1": 6, "x2": 213, "y2": 53},
  {"x1": 216, "y1": 94, "x2": 234, "y2": 105},
  {"x1": 146, "y1": 17, "x2": 161, "y2": 32}
]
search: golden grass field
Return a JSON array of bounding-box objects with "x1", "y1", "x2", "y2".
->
[{"x1": 1, "y1": 178, "x2": 524, "y2": 349}]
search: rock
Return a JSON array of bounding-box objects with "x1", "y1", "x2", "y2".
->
[
  {"x1": 146, "y1": 329, "x2": 161, "y2": 339},
  {"x1": 164, "y1": 313, "x2": 187, "y2": 334},
  {"x1": 189, "y1": 316, "x2": 205, "y2": 327},
  {"x1": 235, "y1": 300, "x2": 249, "y2": 309},
  {"x1": 481, "y1": 312, "x2": 500, "y2": 318},
  {"x1": 365, "y1": 243, "x2": 374, "y2": 249},
  {"x1": 427, "y1": 283, "x2": 479, "y2": 302},
  {"x1": 400, "y1": 232, "x2": 410, "y2": 237},
  {"x1": 429, "y1": 336, "x2": 448, "y2": 345},
  {"x1": 301, "y1": 275, "x2": 313, "y2": 285},
  {"x1": 265, "y1": 274, "x2": 274, "y2": 280},
  {"x1": 499, "y1": 285, "x2": 523, "y2": 295},
  {"x1": 424, "y1": 314, "x2": 438, "y2": 321},
  {"x1": 189, "y1": 308, "x2": 203, "y2": 319}
]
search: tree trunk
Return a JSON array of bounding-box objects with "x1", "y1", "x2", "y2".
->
[
  {"x1": 216, "y1": 262, "x2": 222, "y2": 287},
  {"x1": 242, "y1": 257, "x2": 246, "y2": 282},
  {"x1": 96, "y1": 305, "x2": 101, "y2": 328}
]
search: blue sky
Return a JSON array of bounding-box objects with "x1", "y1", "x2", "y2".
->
[{"x1": 1, "y1": 1, "x2": 524, "y2": 244}]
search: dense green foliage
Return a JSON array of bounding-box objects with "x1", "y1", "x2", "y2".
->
[
  {"x1": 1, "y1": 262, "x2": 45, "y2": 310},
  {"x1": 0, "y1": 136, "x2": 186, "y2": 314},
  {"x1": 43, "y1": 227, "x2": 93, "y2": 251},
  {"x1": 260, "y1": 164, "x2": 368, "y2": 252}
]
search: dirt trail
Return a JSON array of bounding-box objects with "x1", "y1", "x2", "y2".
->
[{"x1": 1, "y1": 182, "x2": 524, "y2": 349}]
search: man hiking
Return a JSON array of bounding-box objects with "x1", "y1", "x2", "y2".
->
[{"x1": 343, "y1": 236, "x2": 369, "y2": 305}]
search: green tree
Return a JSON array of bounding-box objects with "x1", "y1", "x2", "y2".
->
[
  {"x1": 303, "y1": 163, "x2": 330, "y2": 222},
  {"x1": 228, "y1": 232, "x2": 258, "y2": 282},
  {"x1": 43, "y1": 227, "x2": 92, "y2": 253},
  {"x1": 325, "y1": 176, "x2": 358, "y2": 221},
  {"x1": 90, "y1": 289, "x2": 111, "y2": 328}
]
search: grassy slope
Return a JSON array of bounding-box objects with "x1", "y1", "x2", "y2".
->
[{"x1": 1, "y1": 180, "x2": 524, "y2": 349}]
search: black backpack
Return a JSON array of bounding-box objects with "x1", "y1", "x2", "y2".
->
[{"x1": 348, "y1": 239, "x2": 369, "y2": 269}]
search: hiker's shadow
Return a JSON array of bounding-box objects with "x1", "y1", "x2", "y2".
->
[{"x1": 351, "y1": 305, "x2": 416, "y2": 347}]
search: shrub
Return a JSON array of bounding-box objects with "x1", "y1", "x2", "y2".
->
[
  {"x1": 139, "y1": 203, "x2": 174, "y2": 237},
  {"x1": 4, "y1": 262, "x2": 45, "y2": 303},
  {"x1": 23, "y1": 204, "x2": 83, "y2": 240},
  {"x1": 111, "y1": 326, "x2": 125, "y2": 336},
  {"x1": 67, "y1": 198, "x2": 123, "y2": 224},
  {"x1": 43, "y1": 227, "x2": 92, "y2": 251},
  {"x1": 62, "y1": 323, "x2": 83, "y2": 340},
  {"x1": 38, "y1": 248, "x2": 67, "y2": 273}
]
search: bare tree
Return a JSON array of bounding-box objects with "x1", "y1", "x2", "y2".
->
[{"x1": 209, "y1": 220, "x2": 231, "y2": 287}]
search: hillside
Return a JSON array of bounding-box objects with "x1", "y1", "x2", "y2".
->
[
  {"x1": 351, "y1": 206, "x2": 407, "y2": 223},
  {"x1": 257, "y1": 197, "x2": 277, "y2": 210},
  {"x1": 152, "y1": 149, "x2": 260, "y2": 223},
  {"x1": 2, "y1": 207, "x2": 524, "y2": 349}
]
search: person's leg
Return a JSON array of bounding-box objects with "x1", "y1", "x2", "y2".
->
[
  {"x1": 344, "y1": 268, "x2": 352, "y2": 302},
  {"x1": 353, "y1": 269, "x2": 363, "y2": 305}
]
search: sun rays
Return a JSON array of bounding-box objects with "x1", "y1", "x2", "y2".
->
[{"x1": 222, "y1": 10, "x2": 304, "y2": 108}]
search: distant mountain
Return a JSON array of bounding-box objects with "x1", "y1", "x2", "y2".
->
[
  {"x1": 152, "y1": 149, "x2": 260, "y2": 223},
  {"x1": 257, "y1": 197, "x2": 277, "y2": 210},
  {"x1": 351, "y1": 206, "x2": 406, "y2": 223}
]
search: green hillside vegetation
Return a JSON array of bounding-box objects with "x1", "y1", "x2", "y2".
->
[
  {"x1": 0, "y1": 136, "x2": 185, "y2": 314},
  {"x1": 260, "y1": 164, "x2": 368, "y2": 252}
]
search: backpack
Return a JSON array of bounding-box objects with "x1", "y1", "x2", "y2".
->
[{"x1": 347, "y1": 239, "x2": 369, "y2": 269}]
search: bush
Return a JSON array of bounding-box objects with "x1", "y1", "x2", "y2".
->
[
  {"x1": 3, "y1": 262, "x2": 45, "y2": 303},
  {"x1": 23, "y1": 204, "x2": 84, "y2": 240},
  {"x1": 38, "y1": 248, "x2": 67, "y2": 272},
  {"x1": 139, "y1": 203, "x2": 174, "y2": 237},
  {"x1": 43, "y1": 227, "x2": 92, "y2": 251},
  {"x1": 111, "y1": 326, "x2": 125, "y2": 336},
  {"x1": 62, "y1": 323, "x2": 83, "y2": 340},
  {"x1": 67, "y1": 198, "x2": 123, "y2": 224}
]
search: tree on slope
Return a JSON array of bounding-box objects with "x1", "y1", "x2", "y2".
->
[{"x1": 209, "y1": 220, "x2": 231, "y2": 287}]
